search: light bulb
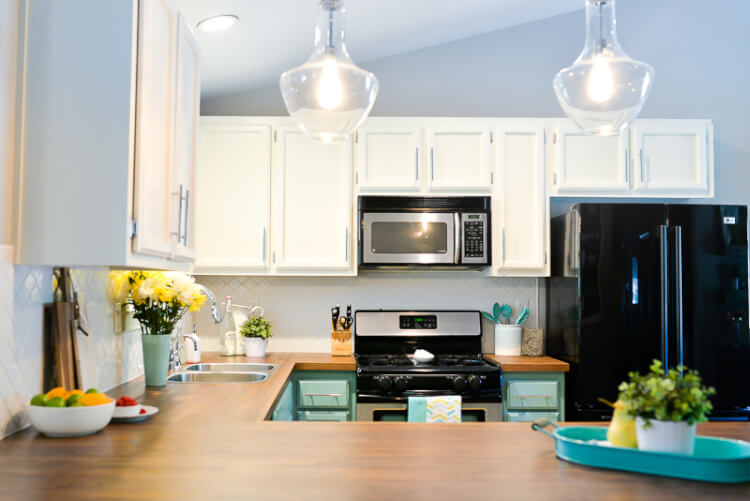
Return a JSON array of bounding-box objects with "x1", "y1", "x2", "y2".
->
[
  {"x1": 317, "y1": 57, "x2": 343, "y2": 110},
  {"x1": 553, "y1": 0, "x2": 653, "y2": 135},
  {"x1": 279, "y1": 0, "x2": 378, "y2": 143},
  {"x1": 587, "y1": 58, "x2": 614, "y2": 103}
]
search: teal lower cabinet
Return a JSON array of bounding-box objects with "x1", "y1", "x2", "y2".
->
[
  {"x1": 502, "y1": 372, "x2": 565, "y2": 422},
  {"x1": 269, "y1": 371, "x2": 357, "y2": 421}
]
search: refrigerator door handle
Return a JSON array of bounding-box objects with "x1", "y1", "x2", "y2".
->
[
  {"x1": 659, "y1": 225, "x2": 669, "y2": 374},
  {"x1": 674, "y1": 226, "x2": 684, "y2": 375}
]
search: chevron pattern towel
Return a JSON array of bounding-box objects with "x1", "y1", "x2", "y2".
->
[{"x1": 408, "y1": 396, "x2": 462, "y2": 423}]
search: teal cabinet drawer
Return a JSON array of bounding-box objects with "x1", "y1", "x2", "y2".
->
[
  {"x1": 507, "y1": 381, "x2": 558, "y2": 410},
  {"x1": 506, "y1": 411, "x2": 560, "y2": 423},
  {"x1": 297, "y1": 410, "x2": 349, "y2": 421},
  {"x1": 297, "y1": 379, "x2": 350, "y2": 408}
]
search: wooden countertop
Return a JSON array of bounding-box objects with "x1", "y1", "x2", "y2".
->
[
  {"x1": 2, "y1": 352, "x2": 745, "y2": 500},
  {"x1": 485, "y1": 354, "x2": 570, "y2": 372}
]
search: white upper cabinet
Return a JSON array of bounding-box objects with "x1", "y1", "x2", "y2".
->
[
  {"x1": 491, "y1": 121, "x2": 548, "y2": 276},
  {"x1": 194, "y1": 119, "x2": 271, "y2": 274},
  {"x1": 630, "y1": 119, "x2": 713, "y2": 197},
  {"x1": 426, "y1": 120, "x2": 493, "y2": 192},
  {"x1": 272, "y1": 125, "x2": 354, "y2": 274},
  {"x1": 355, "y1": 119, "x2": 422, "y2": 192},
  {"x1": 132, "y1": 0, "x2": 179, "y2": 258},
  {"x1": 549, "y1": 119, "x2": 630, "y2": 196}
]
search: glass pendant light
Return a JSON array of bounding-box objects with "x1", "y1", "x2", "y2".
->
[
  {"x1": 280, "y1": 0, "x2": 379, "y2": 144},
  {"x1": 553, "y1": 0, "x2": 654, "y2": 135}
]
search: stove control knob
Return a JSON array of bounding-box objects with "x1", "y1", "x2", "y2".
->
[
  {"x1": 374, "y1": 375, "x2": 393, "y2": 391},
  {"x1": 449, "y1": 376, "x2": 467, "y2": 391},
  {"x1": 393, "y1": 376, "x2": 411, "y2": 391},
  {"x1": 467, "y1": 375, "x2": 484, "y2": 391}
]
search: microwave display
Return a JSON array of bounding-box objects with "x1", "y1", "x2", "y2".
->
[{"x1": 371, "y1": 222, "x2": 448, "y2": 254}]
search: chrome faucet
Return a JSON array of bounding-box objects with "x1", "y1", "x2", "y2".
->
[{"x1": 194, "y1": 283, "x2": 223, "y2": 324}]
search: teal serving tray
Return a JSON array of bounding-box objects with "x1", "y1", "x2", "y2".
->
[{"x1": 532, "y1": 420, "x2": 750, "y2": 483}]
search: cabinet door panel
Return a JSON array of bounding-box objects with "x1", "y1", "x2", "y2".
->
[
  {"x1": 356, "y1": 120, "x2": 422, "y2": 191},
  {"x1": 427, "y1": 122, "x2": 492, "y2": 191},
  {"x1": 132, "y1": 0, "x2": 179, "y2": 257},
  {"x1": 631, "y1": 120, "x2": 711, "y2": 196},
  {"x1": 493, "y1": 122, "x2": 548, "y2": 275},
  {"x1": 194, "y1": 120, "x2": 271, "y2": 271},
  {"x1": 272, "y1": 126, "x2": 353, "y2": 272},
  {"x1": 171, "y1": 13, "x2": 200, "y2": 261},
  {"x1": 551, "y1": 120, "x2": 629, "y2": 195}
]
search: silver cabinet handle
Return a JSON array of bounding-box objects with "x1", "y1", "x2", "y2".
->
[
  {"x1": 345, "y1": 227, "x2": 349, "y2": 262},
  {"x1": 430, "y1": 147, "x2": 435, "y2": 181},
  {"x1": 640, "y1": 148, "x2": 645, "y2": 184},
  {"x1": 305, "y1": 393, "x2": 343, "y2": 398},
  {"x1": 625, "y1": 147, "x2": 630, "y2": 184},
  {"x1": 172, "y1": 184, "x2": 184, "y2": 240},
  {"x1": 674, "y1": 226, "x2": 684, "y2": 374},
  {"x1": 273, "y1": 251, "x2": 276, "y2": 264},
  {"x1": 501, "y1": 227, "x2": 506, "y2": 263},
  {"x1": 183, "y1": 188, "x2": 190, "y2": 246},
  {"x1": 415, "y1": 147, "x2": 419, "y2": 181},
  {"x1": 262, "y1": 227, "x2": 267, "y2": 263}
]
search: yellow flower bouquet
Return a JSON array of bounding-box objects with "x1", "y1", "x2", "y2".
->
[{"x1": 108, "y1": 271, "x2": 206, "y2": 336}]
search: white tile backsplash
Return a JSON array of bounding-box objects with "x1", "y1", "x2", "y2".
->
[{"x1": 0, "y1": 248, "x2": 143, "y2": 439}]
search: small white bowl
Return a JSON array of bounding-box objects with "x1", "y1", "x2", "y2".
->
[
  {"x1": 26, "y1": 400, "x2": 115, "y2": 437},
  {"x1": 113, "y1": 404, "x2": 142, "y2": 418},
  {"x1": 412, "y1": 349, "x2": 435, "y2": 363}
]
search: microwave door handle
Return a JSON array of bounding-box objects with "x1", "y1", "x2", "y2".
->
[{"x1": 454, "y1": 213, "x2": 461, "y2": 264}]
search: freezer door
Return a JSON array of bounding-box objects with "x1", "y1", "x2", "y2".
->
[
  {"x1": 570, "y1": 204, "x2": 668, "y2": 420},
  {"x1": 667, "y1": 205, "x2": 750, "y2": 418}
]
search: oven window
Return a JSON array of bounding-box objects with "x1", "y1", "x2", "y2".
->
[{"x1": 370, "y1": 222, "x2": 448, "y2": 254}]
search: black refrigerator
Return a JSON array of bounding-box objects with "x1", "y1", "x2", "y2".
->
[{"x1": 547, "y1": 203, "x2": 750, "y2": 421}]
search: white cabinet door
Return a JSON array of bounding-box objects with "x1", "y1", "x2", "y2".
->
[
  {"x1": 355, "y1": 119, "x2": 422, "y2": 192},
  {"x1": 171, "y1": 12, "x2": 200, "y2": 262},
  {"x1": 549, "y1": 120, "x2": 630, "y2": 196},
  {"x1": 491, "y1": 121, "x2": 548, "y2": 276},
  {"x1": 194, "y1": 119, "x2": 271, "y2": 273},
  {"x1": 631, "y1": 120, "x2": 713, "y2": 197},
  {"x1": 426, "y1": 121, "x2": 492, "y2": 192},
  {"x1": 132, "y1": 0, "x2": 179, "y2": 258},
  {"x1": 272, "y1": 126, "x2": 354, "y2": 274}
]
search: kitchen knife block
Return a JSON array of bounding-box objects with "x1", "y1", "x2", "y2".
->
[{"x1": 331, "y1": 327, "x2": 352, "y2": 357}]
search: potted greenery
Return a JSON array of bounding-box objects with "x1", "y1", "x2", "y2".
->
[
  {"x1": 617, "y1": 360, "x2": 715, "y2": 455},
  {"x1": 240, "y1": 315, "x2": 273, "y2": 357}
]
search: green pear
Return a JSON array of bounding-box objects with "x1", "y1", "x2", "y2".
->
[{"x1": 606, "y1": 400, "x2": 638, "y2": 448}]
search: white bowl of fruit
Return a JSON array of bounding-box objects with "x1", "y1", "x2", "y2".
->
[{"x1": 26, "y1": 387, "x2": 115, "y2": 438}]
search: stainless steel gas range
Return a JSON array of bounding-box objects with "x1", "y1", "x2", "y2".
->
[{"x1": 354, "y1": 310, "x2": 503, "y2": 422}]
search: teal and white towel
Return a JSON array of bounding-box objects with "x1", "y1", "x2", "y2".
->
[{"x1": 407, "y1": 396, "x2": 462, "y2": 423}]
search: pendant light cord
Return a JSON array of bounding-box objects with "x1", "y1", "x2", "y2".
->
[{"x1": 327, "y1": 5, "x2": 335, "y2": 51}]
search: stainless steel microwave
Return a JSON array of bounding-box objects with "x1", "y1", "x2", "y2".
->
[{"x1": 358, "y1": 196, "x2": 491, "y2": 269}]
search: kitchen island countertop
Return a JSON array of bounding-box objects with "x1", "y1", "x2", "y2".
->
[{"x1": 0, "y1": 352, "x2": 746, "y2": 500}]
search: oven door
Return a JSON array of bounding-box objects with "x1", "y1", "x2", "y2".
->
[
  {"x1": 356, "y1": 401, "x2": 502, "y2": 422},
  {"x1": 361, "y1": 212, "x2": 457, "y2": 265}
]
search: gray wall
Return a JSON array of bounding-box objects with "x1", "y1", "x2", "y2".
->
[{"x1": 203, "y1": 0, "x2": 750, "y2": 211}]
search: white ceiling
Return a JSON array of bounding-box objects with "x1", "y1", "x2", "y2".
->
[{"x1": 177, "y1": 0, "x2": 583, "y2": 100}]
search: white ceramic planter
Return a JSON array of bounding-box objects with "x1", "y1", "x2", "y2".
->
[
  {"x1": 635, "y1": 417, "x2": 697, "y2": 455},
  {"x1": 494, "y1": 324, "x2": 522, "y2": 356},
  {"x1": 244, "y1": 337, "x2": 268, "y2": 357}
]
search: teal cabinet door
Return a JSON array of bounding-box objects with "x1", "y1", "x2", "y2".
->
[
  {"x1": 297, "y1": 410, "x2": 349, "y2": 422},
  {"x1": 502, "y1": 372, "x2": 565, "y2": 422},
  {"x1": 293, "y1": 371, "x2": 357, "y2": 421}
]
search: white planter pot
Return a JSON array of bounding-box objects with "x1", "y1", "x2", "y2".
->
[
  {"x1": 244, "y1": 337, "x2": 268, "y2": 357},
  {"x1": 635, "y1": 417, "x2": 697, "y2": 455},
  {"x1": 494, "y1": 324, "x2": 522, "y2": 356}
]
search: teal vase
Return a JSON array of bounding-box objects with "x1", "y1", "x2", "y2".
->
[{"x1": 142, "y1": 334, "x2": 172, "y2": 387}]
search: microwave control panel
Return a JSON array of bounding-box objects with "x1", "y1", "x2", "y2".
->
[{"x1": 461, "y1": 213, "x2": 488, "y2": 264}]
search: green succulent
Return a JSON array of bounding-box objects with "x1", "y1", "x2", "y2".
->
[
  {"x1": 617, "y1": 360, "x2": 715, "y2": 427},
  {"x1": 240, "y1": 316, "x2": 273, "y2": 339}
]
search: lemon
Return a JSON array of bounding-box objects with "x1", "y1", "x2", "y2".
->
[
  {"x1": 46, "y1": 396, "x2": 66, "y2": 407},
  {"x1": 30, "y1": 394, "x2": 49, "y2": 406},
  {"x1": 66, "y1": 394, "x2": 83, "y2": 406}
]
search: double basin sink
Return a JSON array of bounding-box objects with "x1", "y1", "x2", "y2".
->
[{"x1": 167, "y1": 363, "x2": 278, "y2": 383}]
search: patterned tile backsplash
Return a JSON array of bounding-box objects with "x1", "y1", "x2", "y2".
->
[
  {"x1": 0, "y1": 247, "x2": 143, "y2": 439},
  {"x1": 192, "y1": 273, "x2": 540, "y2": 354}
]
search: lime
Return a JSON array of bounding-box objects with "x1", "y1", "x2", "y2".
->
[
  {"x1": 85, "y1": 388, "x2": 99, "y2": 394},
  {"x1": 30, "y1": 394, "x2": 49, "y2": 406},
  {"x1": 66, "y1": 394, "x2": 82, "y2": 406},
  {"x1": 68, "y1": 402, "x2": 84, "y2": 407},
  {"x1": 46, "y1": 396, "x2": 66, "y2": 407}
]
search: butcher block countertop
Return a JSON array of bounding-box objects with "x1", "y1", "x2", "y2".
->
[{"x1": 0, "y1": 352, "x2": 746, "y2": 500}]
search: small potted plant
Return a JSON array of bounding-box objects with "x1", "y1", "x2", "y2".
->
[
  {"x1": 617, "y1": 360, "x2": 715, "y2": 455},
  {"x1": 240, "y1": 315, "x2": 273, "y2": 357}
]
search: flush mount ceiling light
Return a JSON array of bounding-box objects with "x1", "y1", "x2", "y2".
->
[
  {"x1": 197, "y1": 14, "x2": 239, "y2": 33},
  {"x1": 279, "y1": 0, "x2": 379, "y2": 144},
  {"x1": 553, "y1": 0, "x2": 654, "y2": 135}
]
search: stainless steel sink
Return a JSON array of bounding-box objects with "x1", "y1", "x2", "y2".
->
[
  {"x1": 185, "y1": 363, "x2": 277, "y2": 374},
  {"x1": 167, "y1": 372, "x2": 268, "y2": 383}
]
